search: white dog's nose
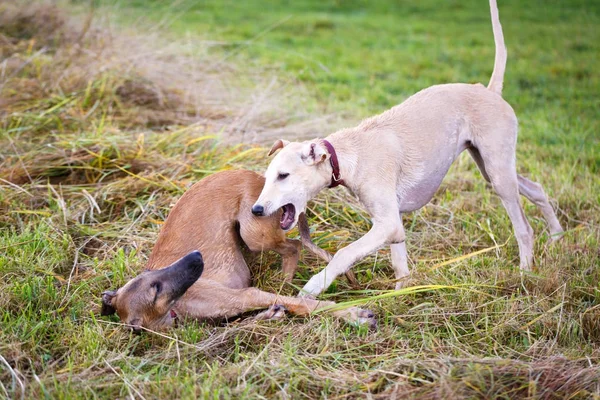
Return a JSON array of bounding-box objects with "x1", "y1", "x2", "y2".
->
[{"x1": 251, "y1": 204, "x2": 264, "y2": 216}]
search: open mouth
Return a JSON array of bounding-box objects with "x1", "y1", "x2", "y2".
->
[{"x1": 280, "y1": 203, "x2": 296, "y2": 231}]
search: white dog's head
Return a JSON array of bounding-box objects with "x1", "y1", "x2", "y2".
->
[{"x1": 252, "y1": 139, "x2": 332, "y2": 231}]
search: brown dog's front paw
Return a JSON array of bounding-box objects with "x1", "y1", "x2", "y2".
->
[{"x1": 253, "y1": 304, "x2": 288, "y2": 321}]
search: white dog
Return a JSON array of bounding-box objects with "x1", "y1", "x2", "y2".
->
[{"x1": 251, "y1": 0, "x2": 564, "y2": 297}]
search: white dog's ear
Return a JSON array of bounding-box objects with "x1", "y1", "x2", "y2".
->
[
  {"x1": 268, "y1": 139, "x2": 290, "y2": 156},
  {"x1": 301, "y1": 142, "x2": 327, "y2": 166}
]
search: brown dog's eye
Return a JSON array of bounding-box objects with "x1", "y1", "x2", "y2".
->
[
  {"x1": 278, "y1": 173, "x2": 289, "y2": 180},
  {"x1": 151, "y1": 282, "x2": 162, "y2": 303}
]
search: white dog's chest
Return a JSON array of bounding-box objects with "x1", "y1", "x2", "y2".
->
[{"x1": 396, "y1": 154, "x2": 457, "y2": 213}]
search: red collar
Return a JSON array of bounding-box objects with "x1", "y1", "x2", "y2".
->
[
  {"x1": 322, "y1": 140, "x2": 344, "y2": 188},
  {"x1": 170, "y1": 309, "x2": 178, "y2": 319}
]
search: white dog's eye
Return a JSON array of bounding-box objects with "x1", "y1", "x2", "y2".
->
[{"x1": 277, "y1": 173, "x2": 289, "y2": 180}]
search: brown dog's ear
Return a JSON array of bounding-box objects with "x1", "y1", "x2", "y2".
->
[
  {"x1": 101, "y1": 290, "x2": 117, "y2": 316},
  {"x1": 268, "y1": 139, "x2": 290, "y2": 156},
  {"x1": 301, "y1": 142, "x2": 327, "y2": 166}
]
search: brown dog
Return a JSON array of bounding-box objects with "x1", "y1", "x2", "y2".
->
[{"x1": 100, "y1": 170, "x2": 375, "y2": 332}]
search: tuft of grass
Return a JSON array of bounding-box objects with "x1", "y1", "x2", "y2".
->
[{"x1": 1, "y1": 0, "x2": 599, "y2": 398}]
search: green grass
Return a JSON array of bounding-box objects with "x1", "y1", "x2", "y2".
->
[
  {"x1": 1, "y1": 0, "x2": 599, "y2": 398},
  {"x1": 102, "y1": 0, "x2": 599, "y2": 170}
]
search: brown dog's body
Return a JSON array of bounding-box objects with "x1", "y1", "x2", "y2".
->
[
  {"x1": 102, "y1": 170, "x2": 374, "y2": 331},
  {"x1": 148, "y1": 170, "x2": 301, "y2": 289}
]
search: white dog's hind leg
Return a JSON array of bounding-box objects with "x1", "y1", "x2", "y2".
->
[
  {"x1": 476, "y1": 149, "x2": 534, "y2": 270},
  {"x1": 517, "y1": 175, "x2": 564, "y2": 242},
  {"x1": 471, "y1": 147, "x2": 563, "y2": 244},
  {"x1": 498, "y1": 191, "x2": 534, "y2": 270},
  {"x1": 391, "y1": 240, "x2": 410, "y2": 290},
  {"x1": 300, "y1": 216, "x2": 403, "y2": 297}
]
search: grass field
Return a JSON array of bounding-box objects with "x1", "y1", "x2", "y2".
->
[{"x1": 1, "y1": 0, "x2": 599, "y2": 398}]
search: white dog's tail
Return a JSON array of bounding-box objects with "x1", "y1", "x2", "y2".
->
[{"x1": 487, "y1": 0, "x2": 507, "y2": 95}]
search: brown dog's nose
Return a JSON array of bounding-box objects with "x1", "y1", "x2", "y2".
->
[{"x1": 252, "y1": 205, "x2": 264, "y2": 216}]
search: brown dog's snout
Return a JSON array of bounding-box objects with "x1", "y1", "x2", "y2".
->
[
  {"x1": 251, "y1": 204, "x2": 264, "y2": 216},
  {"x1": 168, "y1": 250, "x2": 204, "y2": 296}
]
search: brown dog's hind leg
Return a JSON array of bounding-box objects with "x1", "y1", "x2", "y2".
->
[
  {"x1": 298, "y1": 212, "x2": 331, "y2": 262},
  {"x1": 275, "y1": 239, "x2": 302, "y2": 281},
  {"x1": 239, "y1": 215, "x2": 301, "y2": 282}
]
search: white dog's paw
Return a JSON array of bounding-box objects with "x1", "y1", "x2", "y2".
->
[
  {"x1": 549, "y1": 230, "x2": 565, "y2": 244},
  {"x1": 334, "y1": 307, "x2": 377, "y2": 329},
  {"x1": 253, "y1": 304, "x2": 287, "y2": 321},
  {"x1": 394, "y1": 279, "x2": 409, "y2": 291},
  {"x1": 299, "y1": 273, "x2": 328, "y2": 298}
]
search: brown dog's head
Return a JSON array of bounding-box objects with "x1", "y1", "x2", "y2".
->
[{"x1": 101, "y1": 250, "x2": 204, "y2": 333}]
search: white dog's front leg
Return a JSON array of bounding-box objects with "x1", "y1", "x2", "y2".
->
[
  {"x1": 388, "y1": 217, "x2": 410, "y2": 289},
  {"x1": 391, "y1": 241, "x2": 409, "y2": 289},
  {"x1": 300, "y1": 221, "x2": 402, "y2": 297}
]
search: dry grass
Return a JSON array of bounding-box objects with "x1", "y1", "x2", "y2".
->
[
  {"x1": 1, "y1": 1, "x2": 599, "y2": 398},
  {"x1": 0, "y1": 1, "x2": 342, "y2": 146}
]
